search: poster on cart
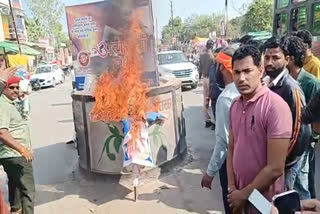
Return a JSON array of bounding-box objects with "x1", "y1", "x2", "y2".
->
[{"x1": 66, "y1": 0, "x2": 159, "y2": 91}]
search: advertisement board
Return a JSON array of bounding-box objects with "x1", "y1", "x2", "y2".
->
[{"x1": 66, "y1": 0, "x2": 159, "y2": 91}]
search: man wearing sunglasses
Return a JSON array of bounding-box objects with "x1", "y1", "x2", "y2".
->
[{"x1": 0, "y1": 76, "x2": 35, "y2": 214}]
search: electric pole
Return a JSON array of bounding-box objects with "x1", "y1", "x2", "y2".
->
[
  {"x1": 8, "y1": 0, "x2": 22, "y2": 54},
  {"x1": 169, "y1": 0, "x2": 174, "y2": 46}
]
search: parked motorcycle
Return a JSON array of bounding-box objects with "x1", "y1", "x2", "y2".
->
[{"x1": 30, "y1": 79, "x2": 41, "y2": 91}]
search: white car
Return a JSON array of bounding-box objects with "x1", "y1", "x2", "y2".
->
[
  {"x1": 158, "y1": 51, "x2": 199, "y2": 89},
  {"x1": 30, "y1": 64, "x2": 65, "y2": 88}
]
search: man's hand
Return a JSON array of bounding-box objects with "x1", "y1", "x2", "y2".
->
[
  {"x1": 228, "y1": 185, "x2": 237, "y2": 194},
  {"x1": 228, "y1": 189, "x2": 247, "y2": 212},
  {"x1": 20, "y1": 147, "x2": 33, "y2": 162},
  {"x1": 270, "y1": 206, "x2": 279, "y2": 214},
  {"x1": 201, "y1": 173, "x2": 214, "y2": 189},
  {"x1": 301, "y1": 199, "x2": 320, "y2": 211},
  {"x1": 0, "y1": 67, "x2": 17, "y2": 82}
]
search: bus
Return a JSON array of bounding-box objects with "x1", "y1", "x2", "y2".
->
[{"x1": 273, "y1": 0, "x2": 320, "y2": 54}]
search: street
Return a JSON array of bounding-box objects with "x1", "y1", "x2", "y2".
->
[{"x1": 1, "y1": 77, "x2": 319, "y2": 214}]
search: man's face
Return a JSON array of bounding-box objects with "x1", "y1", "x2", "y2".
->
[
  {"x1": 3, "y1": 83, "x2": 19, "y2": 101},
  {"x1": 264, "y1": 47, "x2": 288, "y2": 79},
  {"x1": 233, "y1": 56, "x2": 263, "y2": 96}
]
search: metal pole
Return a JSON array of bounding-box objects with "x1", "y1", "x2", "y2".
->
[
  {"x1": 8, "y1": 0, "x2": 22, "y2": 54},
  {"x1": 225, "y1": 0, "x2": 228, "y2": 38},
  {"x1": 169, "y1": 0, "x2": 174, "y2": 46}
]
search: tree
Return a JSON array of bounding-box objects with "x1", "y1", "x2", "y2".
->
[
  {"x1": 52, "y1": 23, "x2": 70, "y2": 50},
  {"x1": 184, "y1": 14, "x2": 224, "y2": 40},
  {"x1": 227, "y1": 17, "x2": 243, "y2": 38},
  {"x1": 25, "y1": 17, "x2": 45, "y2": 42},
  {"x1": 26, "y1": 0, "x2": 65, "y2": 48},
  {"x1": 161, "y1": 16, "x2": 184, "y2": 44},
  {"x1": 241, "y1": 0, "x2": 274, "y2": 33},
  {"x1": 161, "y1": 14, "x2": 227, "y2": 45}
]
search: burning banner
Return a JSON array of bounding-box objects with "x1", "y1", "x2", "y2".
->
[
  {"x1": 90, "y1": 11, "x2": 162, "y2": 168},
  {"x1": 66, "y1": 1, "x2": 167, "y2": 199},
  {"x1": 66, "y1": 0, "x2": 162, "y2": 168}
]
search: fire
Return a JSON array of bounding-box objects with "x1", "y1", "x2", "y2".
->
[{"x1": 90, "y1": 11, "x2": 159, "y2": 150}]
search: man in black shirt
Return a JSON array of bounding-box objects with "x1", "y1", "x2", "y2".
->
[{"x1": 263, "y1": 37, "x2": 312, "y2": 199}]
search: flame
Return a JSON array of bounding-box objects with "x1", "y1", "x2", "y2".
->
[{"x1": 90, "y1": 10, "x2": 159, "y2": 151}]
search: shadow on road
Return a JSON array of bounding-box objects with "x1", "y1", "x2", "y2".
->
[
  {"x1": 34, "y1": 143, "x2": 133, "y2": 206},
  {"x1": 137, "y1": 164, "x2": 223, "y2": 214}
]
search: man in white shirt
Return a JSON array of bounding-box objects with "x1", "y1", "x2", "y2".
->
[{"x1": 201, "y1": 48, "x2": 238, "y2": 214}]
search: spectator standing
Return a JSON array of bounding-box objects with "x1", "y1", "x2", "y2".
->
[
  {"x1": 201, "y1": 48, "x2": 238, "y2": 214},
  {"x1": 227, "y1": 45, "x2": 292, "y2": 213},
  {"x1": 199, "y1": 40, "x2": 215, "y2": 128},
  {"x1": 263, "y1": 37, "x2": 312, "y2": 199}
]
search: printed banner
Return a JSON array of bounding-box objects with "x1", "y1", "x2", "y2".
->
[{"x1": 65, "y1": 0, "x2": 159, "y2": 90}]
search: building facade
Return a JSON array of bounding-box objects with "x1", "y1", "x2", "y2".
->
[{"x1": 0, "y1": 0, "x2": 27, "y2": 42}]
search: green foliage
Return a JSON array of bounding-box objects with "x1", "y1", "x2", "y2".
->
[
  {"x1": 162, "y1": 16, "x2": 184, "y2": 44},
  {"x1": 161, "y1": 0, "x2": 275, "y2": 43},
  {"x1": 228, "y1": 17, "x2": 243, "y2": 38},
  {"x1": 161, "y1": 14, "x2": 236, "y2": 44},
  {"x1": 241, "y1": 0, "x2": 274, "y2": 33},
  {"x1": 26, "y1": 0, "x2": 68, "y2": 49},
  {"x1": 25, "y1": 17, "x2": 45, "y2": 42}
]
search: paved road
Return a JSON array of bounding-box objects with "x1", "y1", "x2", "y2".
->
[
  {"x1": 30, "y1": 78, "x2": 224, "y2": 213},
  {"x1": 1, "y1": 78, "x2": 319, "y2": 214}
]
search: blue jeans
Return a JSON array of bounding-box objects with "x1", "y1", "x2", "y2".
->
[{"x1": 285, "y1": 151, "x2": 311, "y2": 200}]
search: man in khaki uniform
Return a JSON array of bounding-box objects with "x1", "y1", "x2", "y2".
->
[{"x1": 0, "y1": 76, "x2": 34, "y2": 214}]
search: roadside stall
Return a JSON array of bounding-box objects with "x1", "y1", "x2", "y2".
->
[{"x1": 0, "y1": 41, "x2": 40, "y2": 71}]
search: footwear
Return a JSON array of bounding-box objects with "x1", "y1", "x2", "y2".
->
[
  {"x1": 11, "y1": 209, "x2": 22, "y2": 214},
  {"x1": 205, "y1": 121, "x2": 213, "y2": 128},
  {"x1": 211, "y1": 124, "x2": 216, "y2": 130}
]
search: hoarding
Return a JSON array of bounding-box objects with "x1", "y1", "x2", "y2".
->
[{"x1": 66, "y1": 0, "x2": 159, "y2": 90}]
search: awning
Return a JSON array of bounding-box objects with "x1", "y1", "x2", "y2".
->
[
  {"x1": 248, "y1": 31, "x2": 272, "y2": 42},
  {"x1": 0, "y1": 41, "x2": 41, "y2": 56}
]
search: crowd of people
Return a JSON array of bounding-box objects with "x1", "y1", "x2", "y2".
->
[
  {"x1": 200, "y1": 30, "x2": 320, "y2": 213},
  {"x1": 1, "y1": 29, "x2": 320, "y2": 214}
]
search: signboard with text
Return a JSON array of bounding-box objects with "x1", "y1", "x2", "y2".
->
[{"x1": 65, "y1": 0, "x2": 159, "y2": 89}]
